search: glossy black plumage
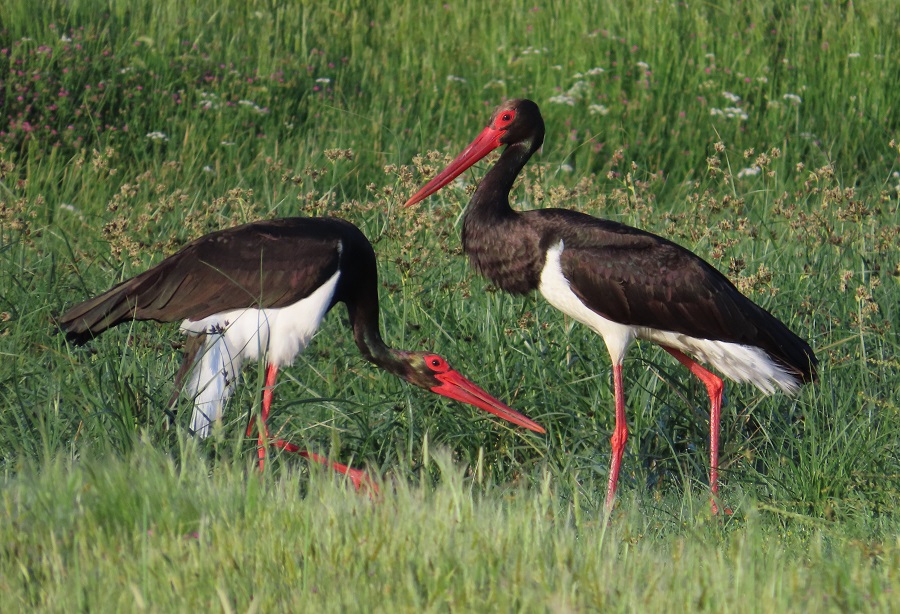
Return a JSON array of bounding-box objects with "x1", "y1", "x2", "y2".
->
[
  {"x1": 405, "y1": 98, "x2": 817, "y2": 511},
  {"x1": 60, "y1": 217, "x2": 365, "y2": 344},
  {"x1": 58, "y1": 215, "x2": 545, "y2": 469},
  {"x1": 465, "y1": 207, "x2": 816, "y2": 384}
]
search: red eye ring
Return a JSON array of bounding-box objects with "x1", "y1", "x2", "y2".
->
[
  {"x1": 424, "y1": 354, "x2": 449, "y2": 372},
  {"x1": 495, "y1": 108, "x2": 516, "y2": 128}
]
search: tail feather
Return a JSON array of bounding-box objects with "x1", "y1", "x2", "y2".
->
[
  {"x1": 754, "y1": 305, "x2": 818, "y2": 386},
  {"x1": 57, "y1": 265, "x2": 175, "y2": 344},
  {"x1": 184, "y1": 331, "x2": 243, "y2": 438},
  {"x1": 57, "y1": 280, "x2": 141, "y2": 344}
]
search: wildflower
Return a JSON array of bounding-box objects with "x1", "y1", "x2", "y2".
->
[
  {"x1": 722, "y1": 91, "x2": 741, "y2": 103},
  {"x1": 146, "y1": 131, "x2": 168, "y2": 142},
  {"x1": 736, "y1": 166, "x2": 762, "y2": 179},
  {"x1": 483, "y1": 79, "x2": 506, "y2": 89},
  {"x1": 315, "y1": 77, "x2": 331, "y2": 83},
  {"x1": 587, "y1": 67, "x2": 605, "y2": 75},
  {"x1": 446, "y1": 75, "x2": 467, "y2": 83},
  {"x1": 202, "y1": 166, "x2": 214, "y2": 173},
  {"x1": 783, "y1": 93, "x2": 802, "y2": 105},
  {"x1": 588, "y1": 104, "x2": 609, "y2": 116},
  {"x1": 710, "y1": 108, "x2": 748, "y2": 120},
  {"x1": 549, "y1": 94, "x2": 576, "y2": 106},
  {"x1": 848, "y1": 52, "x2": 861, "y2": 58},
  {"x1": 567, "y1": 80, "x2": 592, "y2": 101},
  {"x1": 238, "y1": 100, "x2": 269, "y2": 114}
]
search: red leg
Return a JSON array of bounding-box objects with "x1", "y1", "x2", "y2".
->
[
  {"x1": 662, "y1": 347, "x2": 726, "y2": 515},
  {"x1": 606, "y1": 363, "x2": 629, "y2": 510},
  {"x1": 247, "y1": 364, "x2": 279, "y2": 471},
  {"x1": 274, "y1": 440, "x2": 378, "y2": 495},
  {"x1": 246, "y1": 364, "x2": 376, "y2": 495}
]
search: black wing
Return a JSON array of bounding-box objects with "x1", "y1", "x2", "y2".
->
[
  {"x1": 58, "y1": 217, "x2": 365, "y2": 344},
  {"x1": 533, "y1": 209, "x2": 817, "y2": 381}
]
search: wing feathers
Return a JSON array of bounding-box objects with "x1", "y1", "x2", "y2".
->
[
  {"x1": 58, "y1": 217, "x2": 355, "y2": 344},
  {"x1": 531, "y1": 210, "x2": 816, "y2": 381}
]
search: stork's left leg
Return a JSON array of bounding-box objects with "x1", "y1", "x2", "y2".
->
[
  {"x1": 246, "y1": 363, "x2": 280, "y2": 471},
  {"x1": 605, "y1": 363, "x2": 629, "y2": 510},
  {"x1": 662, "y1": 347, "x2": 725, "y2": 514},
  {"x1": 246, "y1": 364, "x2": 377, "y2": 494}
]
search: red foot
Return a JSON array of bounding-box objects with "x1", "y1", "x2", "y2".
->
[
  {"x1": 246, "y1": 364, "x2": 377, "y2": 496},
  {"x1": 274, "y1": 440, "x2": 379, "y2": 496}
]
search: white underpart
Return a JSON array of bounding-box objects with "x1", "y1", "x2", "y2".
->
[
  {"x1": 538, "y1": 240, "x2": 800, "y2": 395},
  {"x1": 180, "y1": 269, "x2": 341, "y2": 438}
]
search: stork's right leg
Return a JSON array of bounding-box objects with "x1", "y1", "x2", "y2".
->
[
  {"x1": 272, "y1": 441, "x2": 378, "y2": 495},
  {"x1": 248, "y1": 364, "x2": 377, "y2": 493},
  {"x1": 662, "y1": 346, "x2": 725, "y2": 515}
]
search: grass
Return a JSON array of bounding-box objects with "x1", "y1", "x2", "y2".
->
[
  {"x1": 1, "y1": 0, "x2": 899, "y2": 610},
  {"x1": 3, "y1": 449, "x2": 899, "y2": 612}
]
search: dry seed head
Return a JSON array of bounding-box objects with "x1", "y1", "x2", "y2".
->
[{"x1": 324, "y1": 148, "x2": 354, "y2": 162}]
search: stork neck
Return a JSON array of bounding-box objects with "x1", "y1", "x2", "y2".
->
[
  {"x1": 467, "y1": 142, "x2": 536, "y2": 219},
  {"x1": 348, "y1": 296, "x2": 406, "y2": 376}
]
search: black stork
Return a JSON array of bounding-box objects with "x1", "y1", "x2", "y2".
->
[
  {"x1": 404, "y1": 99, "x2": 817, "y2": 512},
  {"x1": 58, "y1": 217, "x2": 545, "y2": 489}
]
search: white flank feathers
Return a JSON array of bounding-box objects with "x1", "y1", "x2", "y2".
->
[
  {"x1": 538, "y1": 240, "x2": 800, "y2": 395},
  {"x1": 181, "y1": 269, "x2": 341, "y2": 438}
]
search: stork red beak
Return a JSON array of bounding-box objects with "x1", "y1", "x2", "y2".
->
[
  {"x1": 404, "y1": 124, "x2": 505, "y2": 207},
  {"x1": 431, "y1": 369, "x2": 545, "y2": 433}
]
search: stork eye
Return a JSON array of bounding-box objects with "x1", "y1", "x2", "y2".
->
[
  {"x1": 424, "y1": 354, "x2": 449, "y2": 372},
  {"x1": 495, "y1": 109, "x2": 516, "y2": 128}
]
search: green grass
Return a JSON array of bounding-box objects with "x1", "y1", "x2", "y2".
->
[
  {"x1": 3, "y1": 450, "x2": 899, "y2": 612},
  {"x1": 2, "y1": 0, "x2": 899, "y2": 610}
]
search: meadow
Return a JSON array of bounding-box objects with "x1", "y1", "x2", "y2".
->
[{"x1": 1, "y1": 0, "x2": 899, "y2": 610}]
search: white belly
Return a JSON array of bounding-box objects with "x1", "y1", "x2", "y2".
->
[
  {"x1": 538, "y1": 240, "x2": 799, "y2": 395},
  {"x1": 180, "y1": 270, "x2": 340, "y2": 437}
]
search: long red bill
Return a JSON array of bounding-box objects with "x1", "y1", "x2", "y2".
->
[
  {"x1": 404, "y1": 124, "x2": 505, "y2": 208},
  {"x1": 431, "y1": 369, "x2": 545, "y2": 433}
]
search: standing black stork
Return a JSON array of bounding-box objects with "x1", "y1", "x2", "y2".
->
[
  {"x1": 404, "y1": 99, "x2": 817, "y2": 512},
  {"x1": 58, "y1": 217, "x2": 545, "y2": 489}
]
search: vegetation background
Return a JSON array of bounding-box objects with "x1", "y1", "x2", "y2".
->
[{"x1": 1, "y1": 0, "x2": 898, "y2": 610}]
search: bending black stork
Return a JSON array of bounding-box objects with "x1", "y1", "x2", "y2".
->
[
  {"x1": 58, "y1": 217, "x2": 545, "y2": 489},
  {"x1": 405, "y1": 99, "x2": 817, "y2": 512}
]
